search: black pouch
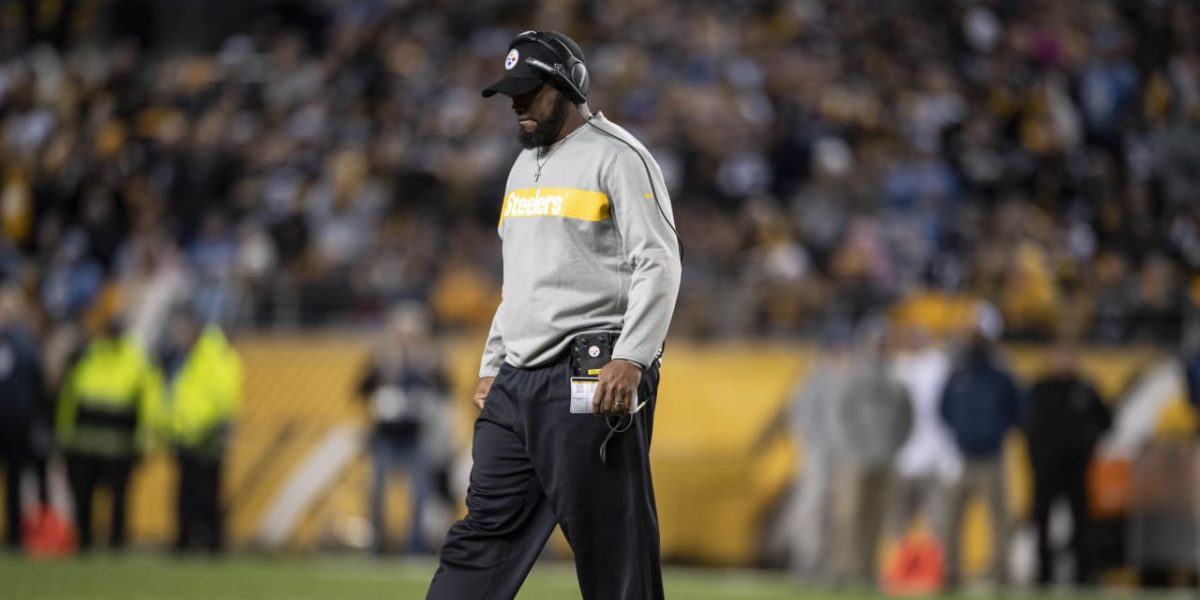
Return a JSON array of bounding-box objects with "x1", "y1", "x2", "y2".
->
[{"x1": 569, "y1": 331, "x2": 617, "y2": 377}]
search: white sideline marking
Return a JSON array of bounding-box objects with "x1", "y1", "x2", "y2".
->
[
  {"x1": 1099, "y1": 357, "x2": 1183, "y2": 459},
  {"x1": 257, "y1": 423, "x2": 363, "y2": 547}
]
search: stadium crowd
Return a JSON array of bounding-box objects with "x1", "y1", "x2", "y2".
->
[{"x1": 0, "y1": 0, "x2": 1197, "y2": 344}]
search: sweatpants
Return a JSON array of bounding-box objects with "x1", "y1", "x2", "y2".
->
[{"x1": 427, "y1": 356, "x2": 663, "y2": 600}]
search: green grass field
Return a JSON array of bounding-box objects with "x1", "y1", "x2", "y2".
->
[{"x1": 0, "y1": 552, "x2": 1163, "y2": 600}]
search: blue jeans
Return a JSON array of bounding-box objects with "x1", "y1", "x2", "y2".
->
[{"x1": 370, "y1": 433, "x2": 432, "y2": 554}]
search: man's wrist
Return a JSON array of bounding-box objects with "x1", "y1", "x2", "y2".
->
[{"x1": 612, "y1": 357, "x2": 646, "y2": 371}]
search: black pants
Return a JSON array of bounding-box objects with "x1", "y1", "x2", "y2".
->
[
  {"x1": 1032, "y1": 455, "x2": 1091, "y2": 585},
  {"x1": 427, "y1": 357, "x2": 664, "y2": 600},
  {"x1": 175, "y1": 450, "x2": 223, "y2": 552},
  {"x1": 2, "y1": 442, "x2": 27, "y2": 548},
  {"x1": 66, "y1": 454, "x2": 133, "y2": 550}
]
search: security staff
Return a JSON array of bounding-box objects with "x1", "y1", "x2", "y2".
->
[
  {"x1": 162, "y1": 311, "x2": 241, "y2": 553},
  {"x1": 56, "y1": 319, "x2": 162, "y2": 550},
  {"x1": 427, "y1": 31, "x2": 682, "y2": 600}
]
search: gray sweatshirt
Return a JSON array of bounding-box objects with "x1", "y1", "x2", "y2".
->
[
  {"x1": 838, "y1": 357, "x2": 913, "y2": 469},
  {"x1": 479, "y1": 113, "x2": 682, "y2": 376}
]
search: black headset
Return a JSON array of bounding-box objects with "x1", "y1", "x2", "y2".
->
[{"x1": 511, "y1": 31, "x2": 590, "y2": 105}]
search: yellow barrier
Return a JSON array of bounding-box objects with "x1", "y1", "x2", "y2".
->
[{"x1": 2, "y1": 335, "x2": 1194, "y2": 572}]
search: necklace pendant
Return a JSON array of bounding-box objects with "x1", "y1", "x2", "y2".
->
[{"x1": 534, "y1": 169, "x2": 541, "y2": 182}]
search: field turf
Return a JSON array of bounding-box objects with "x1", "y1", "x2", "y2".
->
[{"x1": 0, "y1": 552, "x2": 1159, "y2": 599}]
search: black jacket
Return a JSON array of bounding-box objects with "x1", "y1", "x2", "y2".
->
[
  {"x1": 0, "y1": 327, "x2": 45, "y2": 454},
  {"x1": 357, "y1": 355, "x2": 449, "y2": 441},
  {"x1": 1024, "y1": 373, "x2": 1111, "y2": 464}
]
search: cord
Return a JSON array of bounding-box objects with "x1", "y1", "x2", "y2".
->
[
  {"x1": 599, "y1": 413, "x2": 634, "y2": 464},
  {"x1": 582, "y1": 116, "x2": 679, "y2": 464},
  {"x1": 583, "y1": 117, "x2": 685, "y2": 261}
]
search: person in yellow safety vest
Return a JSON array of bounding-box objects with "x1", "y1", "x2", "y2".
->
[
  {"x1": 56, "y1": 318, "x2": 163, "y2": 551},
  {"x1": 161, "y1": 311, "x2": 241, "y2": 553}
]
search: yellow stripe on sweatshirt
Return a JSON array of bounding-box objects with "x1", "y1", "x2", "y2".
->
[{"x1": 499, "y1": 188, "x2": 611, "y2": 225}]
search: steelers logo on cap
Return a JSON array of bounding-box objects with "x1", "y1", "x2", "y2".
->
[{"x1": 505, "y1": 49, "x2": 520, "y2": 70}]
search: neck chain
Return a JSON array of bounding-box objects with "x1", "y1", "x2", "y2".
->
[{"x1": 534, "y1": 141, "x2": 561, "y2": 183}]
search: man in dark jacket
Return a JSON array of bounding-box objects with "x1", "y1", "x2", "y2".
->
[
  {"x1": 940, "y1": 307, "x2": 1023, "y2": 586},
  {"x1": 0, "y1": 289, "x2": 45, "y2": 549},
  {"x1": 1024, "y1": 341, "x2": 1111, "y2": 586}
]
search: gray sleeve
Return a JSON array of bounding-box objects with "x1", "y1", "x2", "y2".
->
[
  {"x1": 479, "y1": 301, "x2": 506, "y2": 377},
  {"x1": 604, "y1": 148, "x2": 682, "y2": 368}
]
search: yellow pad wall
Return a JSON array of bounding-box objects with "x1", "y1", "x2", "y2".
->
[{"x1": 4, "y1": 335, "x2": 1193, "y2": 572}]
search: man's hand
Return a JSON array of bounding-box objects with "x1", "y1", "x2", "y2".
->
[
  {"x1": 473, "y1": 377, "x2": 495, "y2": 410},
  {"x1": 593, "y1": 359, "x2": 642, "y2": 415}
]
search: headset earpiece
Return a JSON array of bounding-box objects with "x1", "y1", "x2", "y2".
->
[{"x1": 569, "y1": 60, "x2": 589, "y2": 99}]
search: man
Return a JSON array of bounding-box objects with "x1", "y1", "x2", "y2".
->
[
  {"x1": 357, "y1": 303, "x2": 449, "y2": 555},
  {"x1": 0, "y1": 288, "x2": 45, "y2": 550},
  {"x1": 1024, "y1": 341, "x2": 1110, "y2": 586},
  {"x1": 939, "y1": 306, "x2": 1023, "y2": 587},
  {"x1": 832, "y1": 320, "x2": 912, "y2": 585},
  {"x1": 784, "y1": 322, "x2": 852, "y2": 580},
  {"x1": 56, "y1": 318, "x2": 162, "y2": 551},
  {"x1": 426, "y1": 30, "x2": 682, "y2": 600},
  {"x1": 162, "y1": 310, "x2": 241, "y2": 553}
]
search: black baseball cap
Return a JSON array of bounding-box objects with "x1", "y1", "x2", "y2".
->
[{"x1": 481, "y1": 31, "x2": 585, "y2": 99}]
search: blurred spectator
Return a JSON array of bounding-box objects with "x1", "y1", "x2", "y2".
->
[
  {"x1": 161, "y1": 310, "x2": 241, "y2": 553},
  {"x1": 39, "y1": 231, "x2": 102, "y2": 323},
  {"x1": 832, "y1": 319, "x2": 912, "y2": 585},
  {"x1": 939, "y1": 306, "x2": 1022, "y2": 587},
  {"x1": 1024, "y1": 340, "x2": 1111, "y2": 586},
  {"x1": 356, "y1": 303, "x2": 449, "y2": 555},
  {"x1": 784, "y1": 322, "x2": 853, "y2": 580},
  {"x1": 55, "y1": 319, "x2": 162, "y2": 551},
  {"x1": 0, "y1": 287, "x2": 44, "y2": 549},
  {"x1": 890, "y1": 325, "x2": 959, "y2": 548},
  {"x1": 1126, "y1": 255, "x2": 1185, "y2": 343},
  {"x1": 117, "y1": 234, "x2": 192, "y2": 353},
  {"x1": 187, "y1": 213, "x2": 240, "y2": 327},
  {"x1": 15, "y1": 0, "x2": 80, "y2": 50}
]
